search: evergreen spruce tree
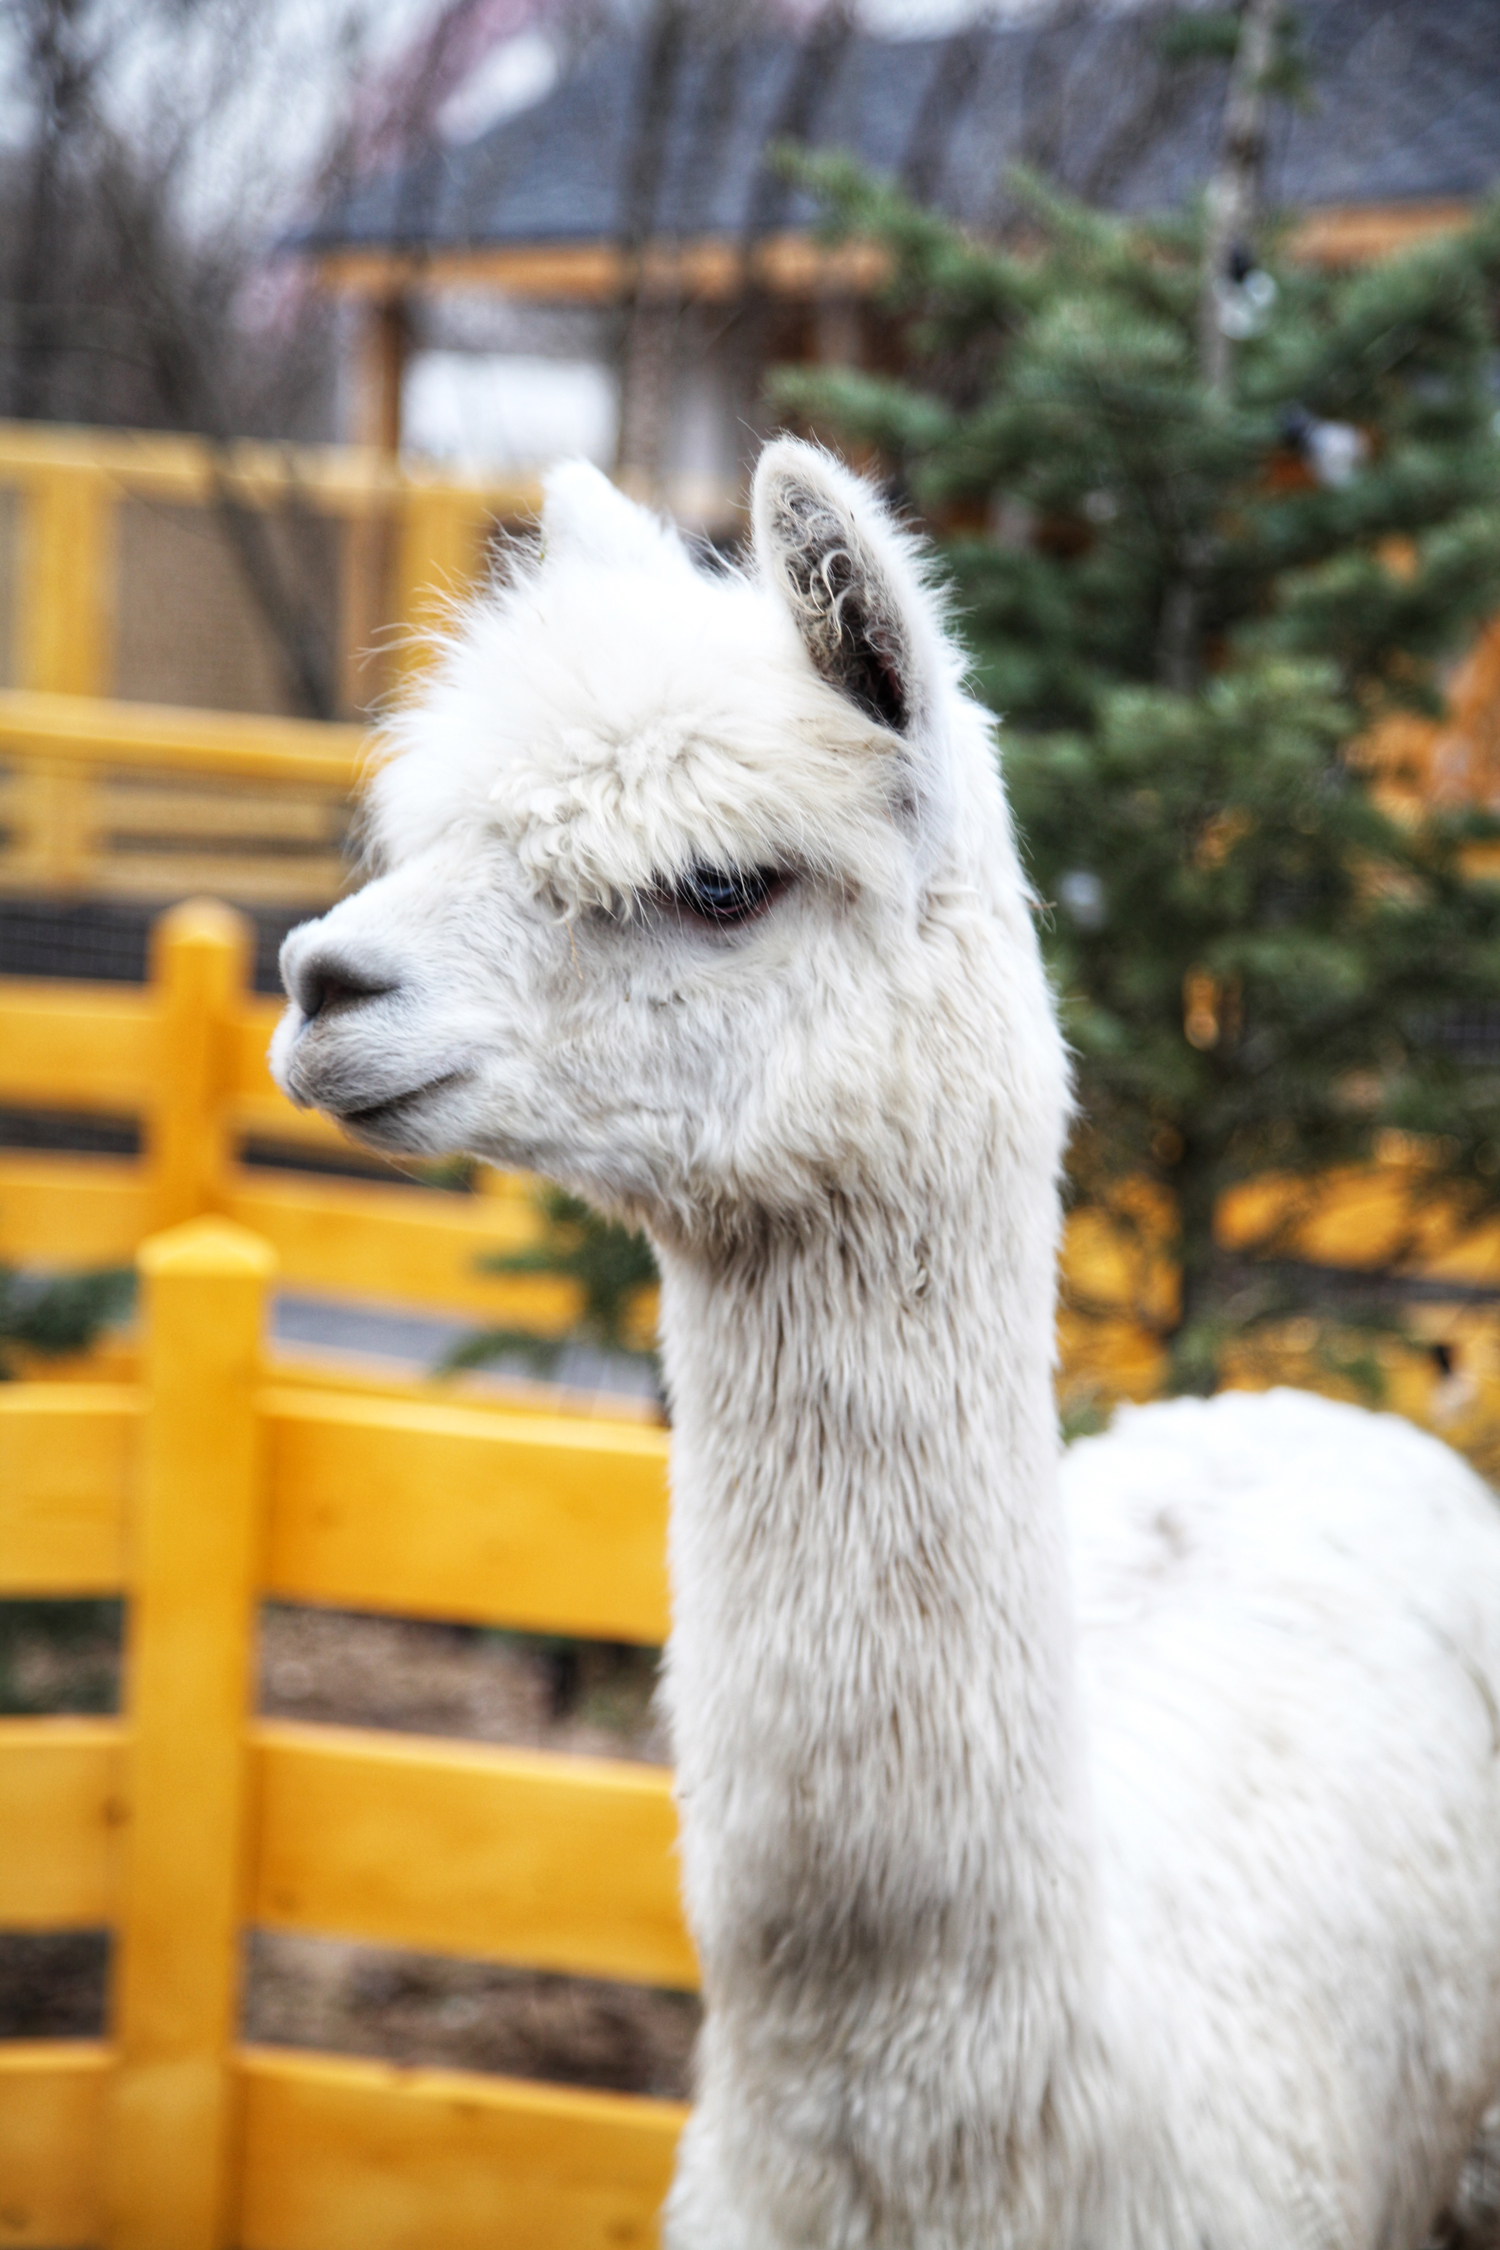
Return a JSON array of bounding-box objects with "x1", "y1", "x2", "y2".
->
[
  {"x1": 775, "y1": 71, "x2": 1500, "y2": 1390},
  {"x1": 0, "y1": 1264, "x2": 132, "y2": 1714},
  {"x1": 0, "y1": 1265, "x2": 132, "y2": 1380},
  {"x1": 447, "y1": 1187, "x2": 659, "y2": 1384}
]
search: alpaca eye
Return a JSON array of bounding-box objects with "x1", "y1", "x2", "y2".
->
[{"x1": 672, "y1": 863, "x2": 778, "y2": 927}]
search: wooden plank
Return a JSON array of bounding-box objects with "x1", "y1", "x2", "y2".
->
[
  {"x1": 1287, "y1": 199, "x2": 1474, "y2": 264},
  {"x1": 146, "y1": 901, "x2": 249, "y2": 1231},
  {"x1": 0, "y1": 978, "x2": 155, "y2": 1108},
  {"x1": 0, "y1": 1153, "x2": 151, "y2": 1264},
  {"x1": 0, "y1": 1385, "x2": 135, "y2": 1592},
  {"x1": 15, "y1": 465, "x2": 114, "y2": 696},
  {"x1": 95, "y1": 785, "x2": 343, "y2": 843},
  {"x1": 59, "y1": 852, "x2": 349, "y2": 908},
  {"x1": 7, "y1": 1332, "x2": 664, "y2": 1426},
  {"x1": 226, "y1": 1169, "x2": 577, "y2": 1322},
  {"x1": 237, "y1": 2046, "x2": 685, "y2": 2250},
  {"x1": 106, "y1": 1220, "x2": 276, "y2": 2250},
  {"x1": 5, "y1": 756, "x2": 100, "y2": 889},
  {"x1": 392, "y1": 489, "x2": 492, "y2": 682},
  {"x1": 0, "y1": 687, "x2": 365, "y2": 786},
  {"x1": 0, "y1": 419, "x2": 537, "y2": 516},
  {"x1": 0, "y1": 1719, "x2": 125, "y2": 1925},
  {"x1": 262, "y1": 1389, "x2": 670, "y2": 1641},
  {"x1": 311, "y1": 229, "x2": 888, "y2": 308},
  {"x1": 0, "y1": 2042, "x2": 110, "y2": 2249},
  {"x1": 253, "y1": 1723, "x2": 692, "y2": 1987}
]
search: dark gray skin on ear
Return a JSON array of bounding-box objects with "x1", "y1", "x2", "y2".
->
[{"x1": 766, "y1": 481, "x2": 911, "y2": 736}]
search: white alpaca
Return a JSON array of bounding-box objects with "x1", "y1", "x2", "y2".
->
[{"x1": 272, "y1": 440, "x2": 1500, "y2": 2249}]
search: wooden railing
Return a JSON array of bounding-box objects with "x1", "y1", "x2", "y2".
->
[
  {"x1": 0, "y1": 1216, "x2": 687, "y2": 2249},
  {"x1": 0, "y1": 895, "x2": 590, "y2": 1335},
  {"x1": 0, "y1": 419, "x2": 536, "y2": 720},
  {"x1": 0, "y1": 689, "x2": 362, "y2": 906}
]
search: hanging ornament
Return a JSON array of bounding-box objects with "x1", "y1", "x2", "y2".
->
[
  {"x1": 1214, "y1": 243, "x2": 1278, "y2": 341},
  {"x1": 1281, "y1": 403, "x2": 1370, "y2": 488}
]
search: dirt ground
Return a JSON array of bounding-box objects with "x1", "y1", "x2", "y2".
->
[{"x1": 0, "y1": 1603, "x2": 699, "y2": 2100}]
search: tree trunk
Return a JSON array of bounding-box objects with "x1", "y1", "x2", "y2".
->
[
  {"x1": 1158, "y1": 0, "x2": 1280, "y2": 690},
  {"x1": 613, "y1": 0, "x2": 688, "y2": 499},
  {"x1": 1198, "y1": 0, "x2": 1280, "y2": 398},
  {"x1": 1166, "y1": 1140, "x2": 1223, "y2": 1395}
]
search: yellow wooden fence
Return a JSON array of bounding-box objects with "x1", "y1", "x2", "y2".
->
[
  {"x1": 0, "y1": 1214, "x2": 689, "y2": 2249},
  {"x1": 0, "y1": 895, "x2": 593, "y2": 1338},
  {"x1": 0, "y1": 689, "x2": 363, "y2": 908},
  {"x1": 0, "y1": 420, "x2": 534, "y2": 719}
]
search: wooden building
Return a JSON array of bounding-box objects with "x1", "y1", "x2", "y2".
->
[{"x1": 289, "y1": 0, "x2": 1499, "y2": 520}]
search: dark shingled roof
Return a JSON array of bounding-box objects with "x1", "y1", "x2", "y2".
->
[{"x1": 296, "y1": 0, "x2": 1500, "y2": 257}]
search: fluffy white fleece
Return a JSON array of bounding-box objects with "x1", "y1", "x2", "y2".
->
[{"x1": 272, "y1": 438, "x2": 1500, "y2": 2250}]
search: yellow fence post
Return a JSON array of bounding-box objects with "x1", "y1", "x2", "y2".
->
[
  {"x1": 391, "y1": 487, "x2": 493, "y2": 684},
  {"x1": 16, "y1": 461, "x2": 116, "y2": 696},
  {"x1": 104, "y1": 1217, "x2": 275, "y2": 2250},
  {"x1": 14, "y1": 755, "x2": 97, "y2": 892},
  {"x1": 147, "y1": 900, "x2": 252, "y2": 1230}
]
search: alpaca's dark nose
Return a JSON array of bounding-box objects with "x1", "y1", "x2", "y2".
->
[{"x1": 291, "y1": 948, "x2": 395, "y2": 1023}]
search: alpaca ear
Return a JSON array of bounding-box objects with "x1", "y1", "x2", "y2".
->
[
  {"x1": 540, "y1": 462, "x2": 695, "y2": 577},
  {"x1": 751, "y1": 438, "x2": 936, "y2": 739}
]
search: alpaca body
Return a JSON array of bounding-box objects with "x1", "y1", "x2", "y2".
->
[
  {"x1": 269, "y1": 440, "x2": 1500, "y2": 2248},
  {"x1": 1065, "y1": 1388, "x2": 1500, "y2": 2250},
  {"x1": 661, "y1": 1207, "x2": 1500, "y2": 2250}
]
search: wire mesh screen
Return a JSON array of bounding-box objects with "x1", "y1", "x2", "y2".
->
[
  {"x1": 113, "y1": 499, "x2": 347, "y2": 719},
  {"x1": 0, "y1": 895, "x2": 304, "y2": 991},
  {"x1": 0, "y1": 486, "x2": 18, "y2": 694}
]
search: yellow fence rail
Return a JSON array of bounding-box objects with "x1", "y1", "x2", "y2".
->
[
  {"x1": 0, "y1": 688, "x2": 363, "y2": 906},
  {"x1": 0, "y1": 1216, "x2": 688, "y2": 2249},
  {"x1": 0, "y1": 419, "x2": 537, "y2": 722},
  {"x1": 0, "y1": 895, "x2": 592, "y2": 1336}
]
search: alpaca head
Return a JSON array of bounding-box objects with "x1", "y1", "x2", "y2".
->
[{"x1": 272, "y1": 440, "x2": 1066, "y2": 1244}]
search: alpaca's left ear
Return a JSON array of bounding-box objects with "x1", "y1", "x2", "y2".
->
[{"x1": 751, "y1": 439, "x2": 942, "y2": 742}]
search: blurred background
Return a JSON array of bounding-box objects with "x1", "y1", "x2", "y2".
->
[{"x1": 4, "y1": 0, "x2": 1500, "y2": 2193}]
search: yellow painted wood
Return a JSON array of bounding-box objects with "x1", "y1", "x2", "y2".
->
[
  {"x1": 257, "y1": 1349, "x2": 664, "y2": 1422},
  {"x1": 0, "y1": 1152, "x2": 151, "y2": 1265},
  {"x1": 40, "y1": 852, "x2": 349, "y2": 909},
  {"x1": 262, "y1": 1388, "x2": 670, "y2": 1640},
  {"x1": 105, "y1": 1219, "x2": 276, "y2": 2250},
  {"x1": 0, "y1": 687, "x2": 364, "y2": 785},
  {"x1": 4, "y1": 1331, "x2": 664, "y2": 1425},
  {"x1": 237, "y1": 2045, "x2": 685, "y2": 2250},
  {"x1": 0, "y1": 416, "x2": 537, "y2": 517},
  {"x1": 16, "y1": 464, "x2": 114, "y2": 695},
  {"x1": 0, "y1": 1718, "x2": 125, "y2": 1924},
  {"x1": 0, "y1": 2041, "x2": 110, "y2": 2249},
  {"x1": 146, "y1": 901, "x2": 250, "y2": 1230},
  {"x1": 94, "y1": 785, "x2": 342, "y2": 842},
  {"x1": 0, "y1": 1385, "x2": 135, "y2": 1591},
  {"x1": 252, "y1": 1721, "x2": 693, "y2": 1986},
  {"x1": 392, "y1": 489, "x2": 493, "y2": 680},
  {"x1": 0, "y1": 978, "x2": 155, "y2": 1109},
  {"x1": 226, "y1": 1169, "x2": 578, "y2": 1322},
  {"x1": 9, "y1": 755, "x2": 99, "y2": 888}
]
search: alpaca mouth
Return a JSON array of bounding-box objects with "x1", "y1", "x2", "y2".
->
[{"x1": 334, "y1": 1069, "x2": 470, "y2": 1134}]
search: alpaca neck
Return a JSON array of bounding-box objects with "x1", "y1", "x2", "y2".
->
[{"x1": 657, "y1": 1152, "x2": 1098, "y2": 2158}]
